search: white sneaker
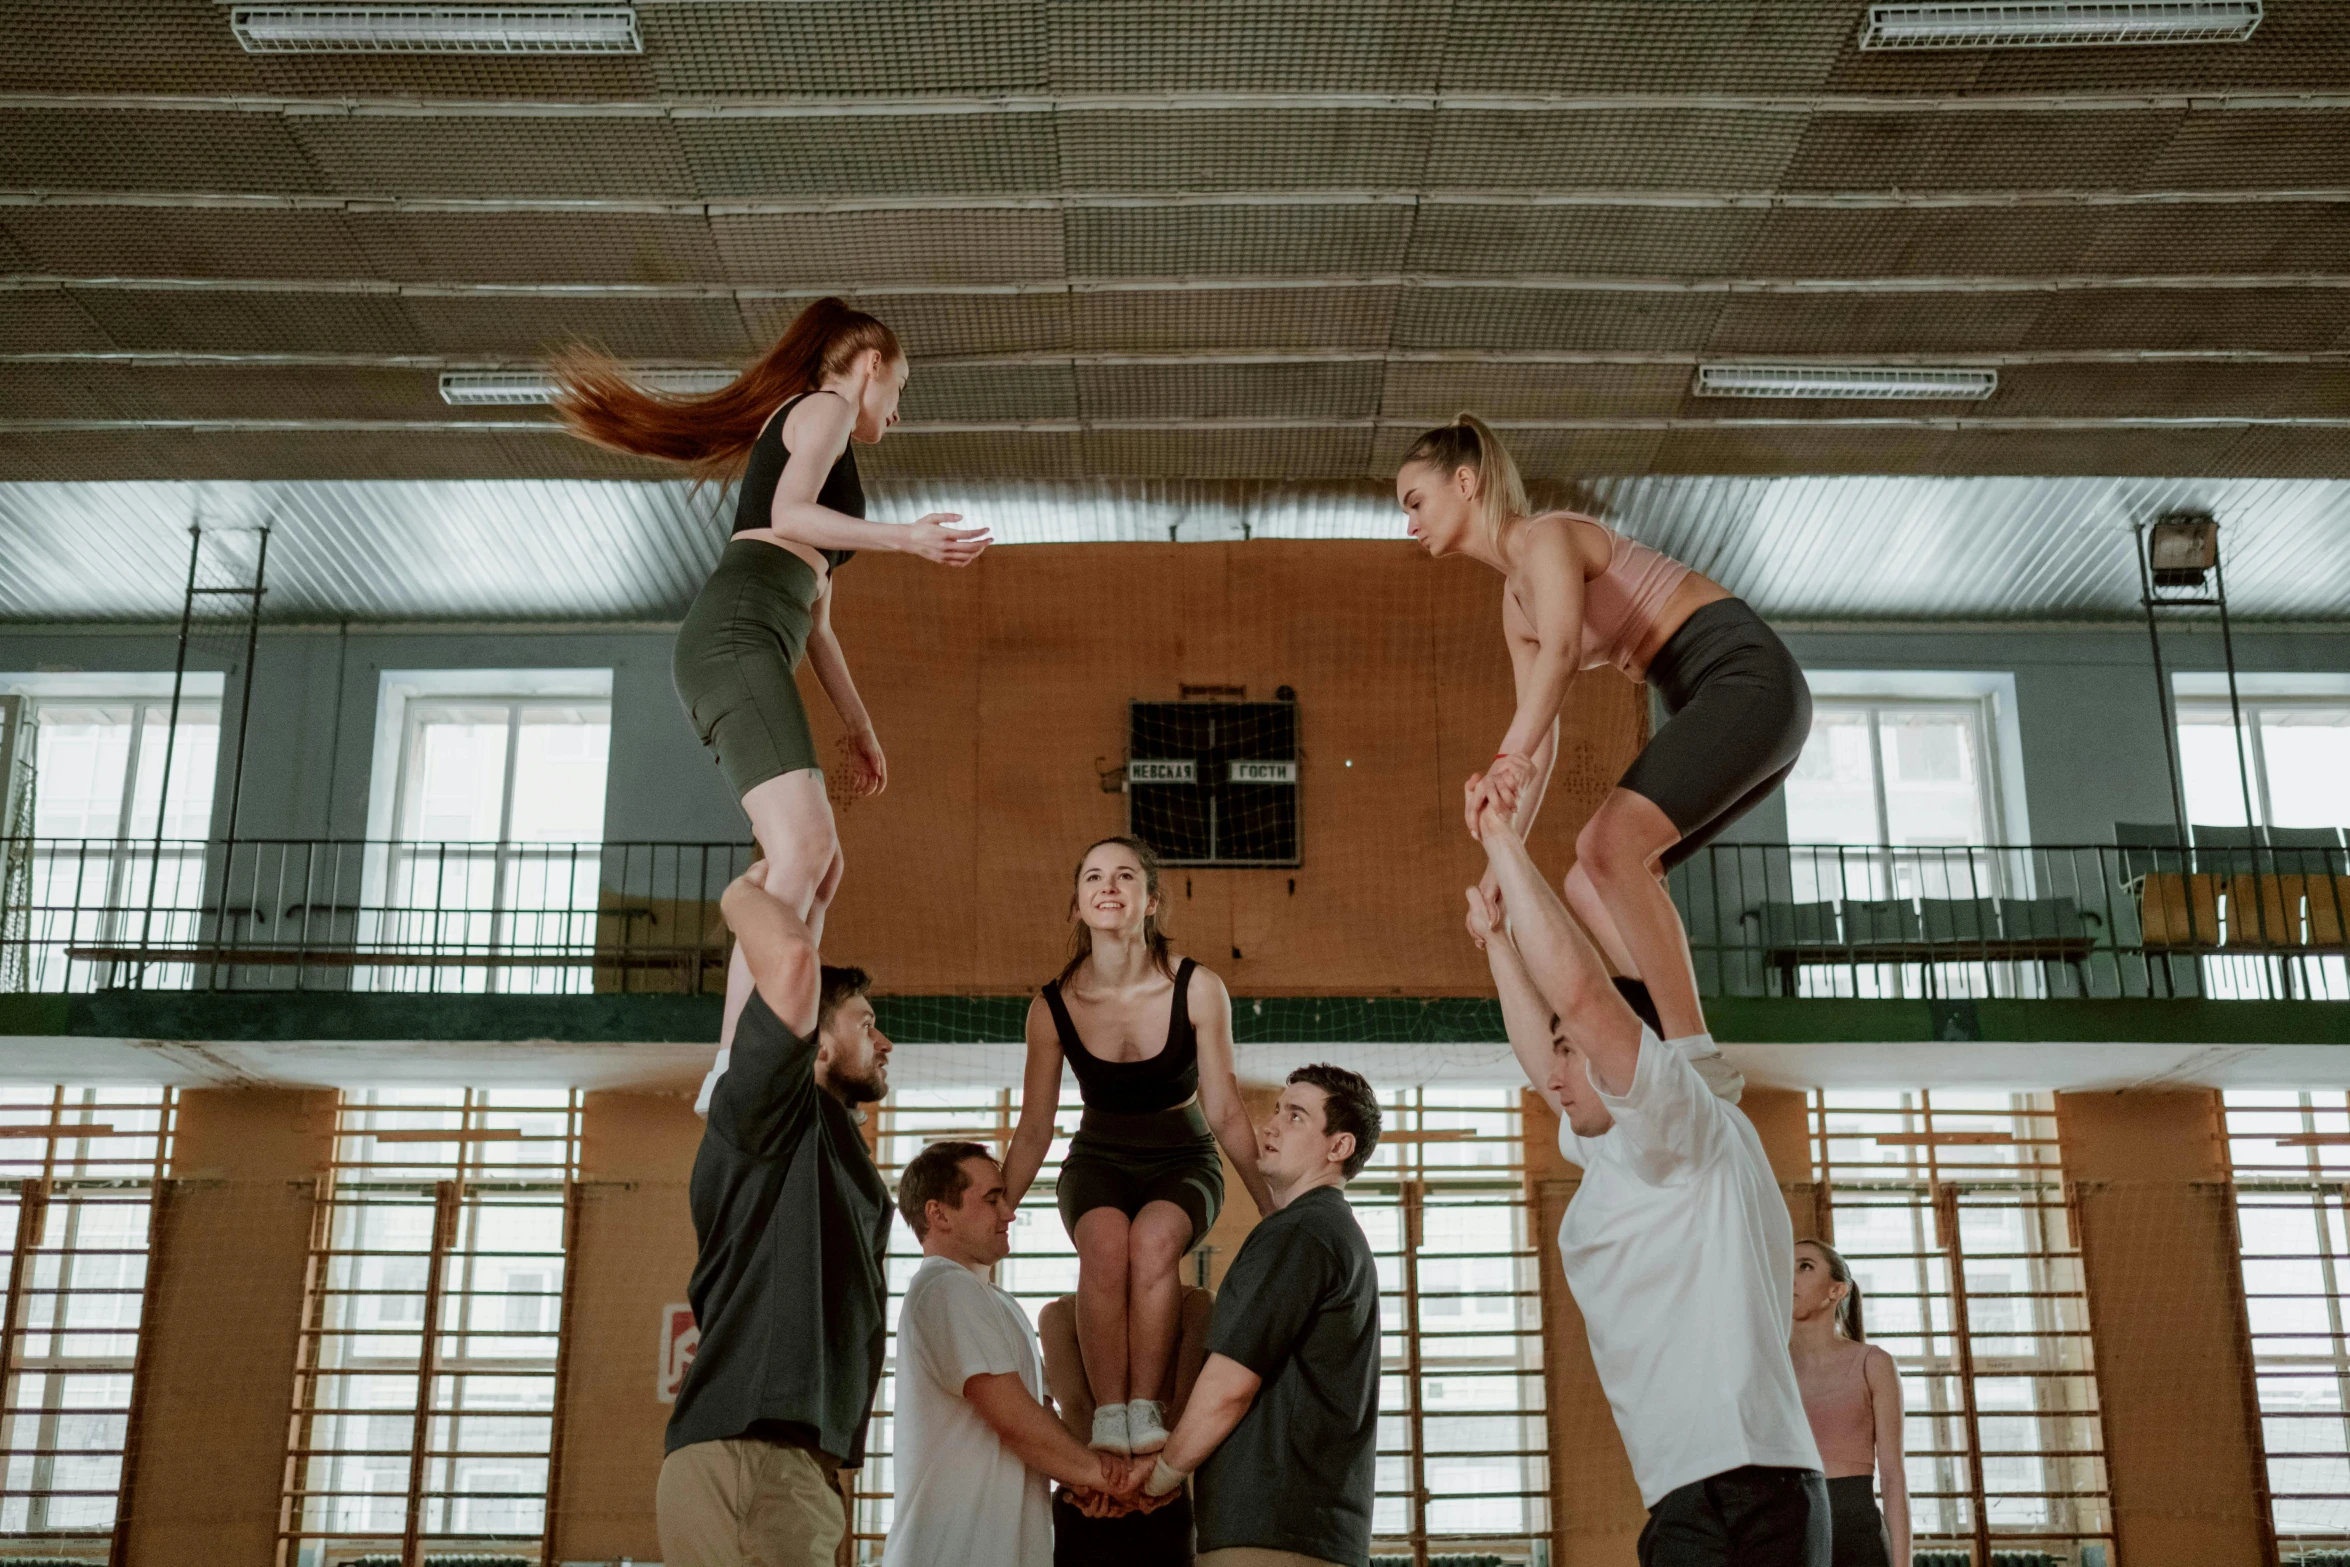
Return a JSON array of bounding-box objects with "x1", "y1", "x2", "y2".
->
[
  {"x1": 1090, "y1": 1400, "x2": 1131, "y2": 1456},
  {"x1": 1126, "y1": 1398, "x2": 1169, "y2": 1454}
]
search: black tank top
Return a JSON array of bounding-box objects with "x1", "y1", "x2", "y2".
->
[
  {"x1": 731, "y1": 390, "x2": 862, "y2": 570},
  {"x1": 1041, "y1": 957, "x2": 1201, "y2": 1115}
]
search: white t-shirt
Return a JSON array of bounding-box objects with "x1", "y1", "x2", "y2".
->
[
  {"x1": 880, "y1": 1255, "x2": 1054, "y2": 1567},
  {"x1": 1556, "y1": 1028, "x2": 1823, "y2": 1506}
]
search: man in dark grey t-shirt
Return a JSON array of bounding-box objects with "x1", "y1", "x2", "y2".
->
[
  {"x1": 1141, "y1": 1063, "x2": 1383, "y2": 1567},
  {"x1": 657, "y1": 861, "x2": 897, "y2": 1567}
]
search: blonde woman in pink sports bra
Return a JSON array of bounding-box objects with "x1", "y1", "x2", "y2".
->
[
  {"x1": 1792, "y1": 1240, "x2": 1908, "y2": 1567},
  {"x1": 1395, "y1": 413, "x2": 1812, "y2": 1048}
]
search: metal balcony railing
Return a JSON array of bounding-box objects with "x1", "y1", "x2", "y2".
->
[
  {"x1": 0, "y1": 837, "x2": 2345, "y2": 1001},
  {"x1": 1671, "y1": 839, "x2": 2350, "y2": 1003},
  {"x1": 0, "y1": 837, "x2": 756, "y2": 996}
]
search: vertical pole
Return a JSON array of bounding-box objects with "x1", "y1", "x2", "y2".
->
[
  {"x1": 140, "y1": 526, "x2": 205, "y2": 968},
  {"x1": 538, "y1": 1179, "x2": 583, "y2": 1567},
  {"x1": 2133, "y1": 525, "x2": 2191, "y2": 849},
  {"x1": 2210, "y1": 544, "x2": 2261, "y2": 847},
  {"x1": 402, "y1": 1178, "x2": 462, "y2": 1567},
  {"x1": 278, "y1": 1173, "x2": 335, "y2": 1567},
  {"x1": 1, "y1": 1177, "x2": 51, "y2": 1396},
  {"x1": 1401, "y1": 1177, "x2": 1430, "y2": 1567},
  {"x1": 1936, "y1": 1180, "x2": 1994, "y2": 1567},
  {"x1": 107, "y1": 1177, "x2": 176, "y2": 1567},
  {"x1": 214, "y1": 527, "x2": 271, "y2": 987}
]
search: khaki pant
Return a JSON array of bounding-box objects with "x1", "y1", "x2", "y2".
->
[
  {"x1": 1196, "y1": 1551, "x2": 1347, "y2": 1567},
  {"x1": 658, "y1": 1438, "x2": 848, "y2": 1567}
]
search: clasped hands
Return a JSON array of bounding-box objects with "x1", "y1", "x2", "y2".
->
[
  {"x1": 1062, "y1": 1451, "x2": 1181, "y2": 1519},
  {"x1": 1464, "y1": 750, "x2": 1537, "y2": 840}
]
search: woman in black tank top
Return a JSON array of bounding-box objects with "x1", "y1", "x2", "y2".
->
[
  {"x1": 1003, "y1": 837, "x2": 1274, "y2": 1464},
  {"x1": 552, "y1": 298, "x2": 990, "y2": 1086}
]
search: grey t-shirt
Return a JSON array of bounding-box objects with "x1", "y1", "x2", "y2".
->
[
  {"x1": 1195, "y1": 1185, "x2": 1380, "y2": 1567},
  {"x1": 665, "y1": 993, "x2": 894, "y2": 1465}
]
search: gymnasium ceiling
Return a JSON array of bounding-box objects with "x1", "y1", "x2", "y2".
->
[{"x1": 1, "y1": 2, "x2": 2347, "y2": 621}]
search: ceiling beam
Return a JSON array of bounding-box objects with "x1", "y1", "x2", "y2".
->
[
  {"x1": 9, "y1": 415, "x2": 2346, "y2": 434},
  {"x1": 4, "y1": 89, "x2": 2345, "y2": 117},
  {"x1": 6, "y1": 186, "x2": 2343, "y2": 216},
  {"x1": 10, "y1": 272, "x2": 2346, "y2": 297},
  {"x1": 10, "y1": 348, "x2": 2345, "y2": 369}
]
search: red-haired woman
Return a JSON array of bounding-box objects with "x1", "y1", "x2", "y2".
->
[
  {"x1": 555, "y1": 298, "x2": 989, "y2": 1074},
  {"x1": 1395, "y1": 413, "x2": 1809, "y2": 1052},
  {"x1": 1002, "y1": 837, "x2": 1272, "y2": 1460}
]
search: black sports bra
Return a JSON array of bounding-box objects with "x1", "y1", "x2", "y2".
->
[
  {"x1": 1040, "y1": 958, "x2": 1201, "y2": 1116},
  {"x1": 731, "y1": 390, "x2": 861, "y2": 571}
]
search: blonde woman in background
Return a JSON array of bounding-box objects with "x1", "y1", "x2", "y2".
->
[{"x1": 1793, "y1": 1239, "x2": 1910, "y2": 1567}]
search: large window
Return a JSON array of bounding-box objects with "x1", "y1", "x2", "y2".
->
[
  {"x1": 283, "y1": 1090, "x2": 578, "y2": 1566},
  {"x1": 0, "y1": 1086, "x2": 175, "y2": 1551},
  {"x1": 1811, "y1": 1091, "x2": 2112, "y2": 1567},
  {"x1": 2224, "y1": 1089, "x2": 2350, "y2": 1549},
  {"x1": 1783, "y1": 689, "x2": 2031, "y2": 1000},
  {"x1": 362, "y1": 674, "x2": 612, "y2": 995},
  {"x1": 1, "y1": 680, "x2": 222, "y2": 993},
  {"x1": 2177, "y1": 698, "x2": 2350, "y2": 835},
  {"x1": 861, "y1": 1085, "x2": 1547, "y2": 1565}
]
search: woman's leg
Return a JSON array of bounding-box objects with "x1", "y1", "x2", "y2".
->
[
  {"x1": 1562, "y1": 860, "x2": 1641, "y2": 978},
  {"x1": 1575, "y1": 787, "x2": 1705, "y2": 1039},
  {"x1": 719, "y1": 770, "x2": 838, "y2": 1047},
  {"x1": 1073, "y1": 1207, "x2": 1133, "y2": 1411},
  {"x1": 1124, "y1": 1200, "x2": 1193, "y2": 1404}
]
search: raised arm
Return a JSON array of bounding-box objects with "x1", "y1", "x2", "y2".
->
[
  {"x1": 1868, "y1": 1346, "x2": 1911, "y2": 1566},
  {"x1": 720, "y1": 861, "x2": 820, "y2": 1036},
  {"x1": 964, "y1": 1371, "x2": 1130, "y2": 1493},
  {"x1": 762, "y1": 393, "x2": 987, "y2": 563},
  {"x1": 1002, "y1": 1001, "x2": 1065, "y2": 1209},
  {"x1": 1191, "y1": 967, "x2": 1276, "y2": 1219},
  {"x1": 1474, "y1": 795, "x2": 1641, "y2": 1094},
  {"x1": 1466, "y1": 885, "x2": 1562, "y2": 1117}
]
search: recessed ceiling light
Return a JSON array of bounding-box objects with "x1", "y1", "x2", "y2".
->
[
  {"x1": 1693, "y1": 364, "x2": 2000, "y2": 400},
  {"x1": 231, "y1": 5, "x2": 643, "y2": 54},
  {"x1": 439, "y1": 369, "x2": 732, "y2": 406},
  {"x1": 1858, "y1": 2, "x2": 2261, "y2": 50}
]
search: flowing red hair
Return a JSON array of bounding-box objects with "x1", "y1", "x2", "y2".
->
[{"x1": 550, "y1": 297, "x2": 902, "y2": 483}]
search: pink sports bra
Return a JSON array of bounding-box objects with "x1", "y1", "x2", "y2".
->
[{"x1": 1563, "y1": 516, "x2": 1693, "y2": 676}]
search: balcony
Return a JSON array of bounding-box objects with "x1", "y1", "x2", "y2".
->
[{"x1": 0, "y1": 838, "x2": 2344, "y2": 1055}]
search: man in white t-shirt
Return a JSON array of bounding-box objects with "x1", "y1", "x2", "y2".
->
[
  {"x1": 1467, "y1": 797, "x2": 1829, "y2": 1567},
  {"x1": 882, "y1": 1141, "x2": 1141, "y2": 1567}
]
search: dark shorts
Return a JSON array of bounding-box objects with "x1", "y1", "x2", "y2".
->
[
  {"x1": 1827, "y1": 1476, "x2": 1892, "y2": 1567},
  {"x1": 1057, "y1": 1102, "x2": 1225, "y2": 1251},
  {"x1": 673, "y1": 539, "x2": 825, "y2": 802},
  {"x1": 1639, "y1": 1465, "x2": 1830, "y2": 1567},
  {"x1": 1617, "y1": 598, "x2": 1812, "y2": 871}
]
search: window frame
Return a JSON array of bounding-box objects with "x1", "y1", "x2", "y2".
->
[
  {"x1": 2174, "y1": 693, "x2": 2350, "y2": 831},
  {"x1": 1793, "y1": 694, "x2": 2007, "y2": 855}
]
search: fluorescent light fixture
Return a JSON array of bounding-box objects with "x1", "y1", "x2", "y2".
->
[
  {"x1": 1693, "y1": 364, "x2": 1999, "y2": 400},
  {"x1": 1859, "y1": 3, "x2": 2261, "y2": 49},
  {"x1": 439, "y1": 369, "x2": 733, "y2": 406},
  {"x1": 231, "y1": 5, "x2": 643, "y2": 54}
]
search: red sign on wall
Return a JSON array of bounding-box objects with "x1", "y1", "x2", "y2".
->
[{"x1": 659, "y1": 1303, "x2": 698, "y2": 1404}]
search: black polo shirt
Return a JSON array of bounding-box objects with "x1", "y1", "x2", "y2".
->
[
  {"x1": 665, "y1": 992, "x2": 893, "y2": 1466},
  {"x1": 1194, "y1": 1184, "x2": 1380, "y2": 1567}
]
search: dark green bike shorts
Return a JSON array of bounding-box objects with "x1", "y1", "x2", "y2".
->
[
  {"x1": 672, "y1": 539, "x2": 826, "y2": 802},
  {"x1": 1056, "y1": 1101, "x2": 1226, "y2": 1251}
]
